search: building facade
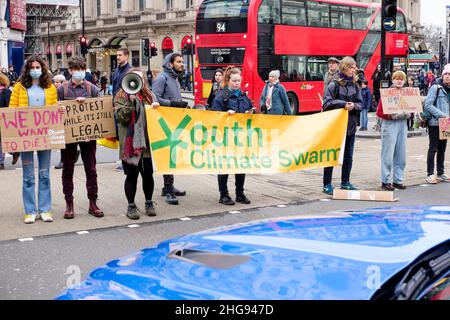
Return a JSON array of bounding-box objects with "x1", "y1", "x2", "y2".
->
[
  {"x1": 1, "y1": 0, "x2": 27, "y2": 70},
  {"x1": 42, "y1": 0, "x2": 422, "y2": 75},
  {"x1": 41, "y1": 0, "x2": 201, "y2": 75}
]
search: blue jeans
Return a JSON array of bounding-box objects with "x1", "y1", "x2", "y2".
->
[
  {"x1": 360, "y1": 109, "x2": 368, "y2": 129},
  {"x1": 21, "y1": 150, "x2": 52, "y2": 215},
  {"x1": 380, "y1": 120, "x2": 407, "y2": 184},
  {"x1": 0, "y1": 143, "x2": 4, "y2": 165}
]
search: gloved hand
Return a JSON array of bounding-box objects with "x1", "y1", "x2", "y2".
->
[{"x1": 170, "y1": 100, "x2": 188, "y2": 108}]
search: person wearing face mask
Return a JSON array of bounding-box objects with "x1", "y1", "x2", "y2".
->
[
  {"x1": 259, "y1": 70, "x2": 292, "y2": 115},
  {"x1": 211, "y1": 67, "x2": 254, "y2": 206},
  {"x1": 56, "y1": 56, "x2": 103, "y2": 219},
  {"x1": 9, "y1": 55, "x2": 58, "y2": 224},
  {"x1": 115, "y1": 68, "x2": 160, "y2": 220},
  {"x1": 152, "y1": 53, "x2": 188, "y2": 205},
  {"x1": 376, "y1": 71, "x2": 410, "y2": 191}
]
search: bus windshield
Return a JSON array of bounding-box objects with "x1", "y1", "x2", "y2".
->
[{"x1": 198, "y1": 0, "x2": 250, "y2": 19}]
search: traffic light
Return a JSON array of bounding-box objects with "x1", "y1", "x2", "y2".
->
[
  {"x1": 143, "y1": 39, "x2": 149, "y2": 57},
  {"x1": 184, "y1": 38, "x2": 195, "y2": 55},
  {"x1": 150, "y1": 42, "x2": 157, "y2": 56},
  {"x1": 80, "y1": 36, "x2": 88, "y2": 55},
  {"x1": 382, "y1": 0, "x2": 397, "y2": 24}
]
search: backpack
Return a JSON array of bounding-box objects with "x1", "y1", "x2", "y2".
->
[{"x1": 62, "y1": 80, "x2": 93, "y2": 99}]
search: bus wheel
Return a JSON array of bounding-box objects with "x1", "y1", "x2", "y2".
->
[{"x1": 287, "y1": 92, "x2": 299, "y2": 114}]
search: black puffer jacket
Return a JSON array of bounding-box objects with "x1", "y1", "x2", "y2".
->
[{"x1": 323, "y1": 77, "x2": 363, "y2": 135}]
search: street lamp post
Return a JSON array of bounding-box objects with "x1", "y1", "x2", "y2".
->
[
  {"x1": 47, "y1": 21, "x2": 51, "y2": 67},
  {"x1": 439, "y1": 34, "x2": 443, "y2": 75}
]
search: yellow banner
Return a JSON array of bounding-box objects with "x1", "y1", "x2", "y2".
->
[{"x1": 146, "y1": 107, "x2": 348, "y2": 174}]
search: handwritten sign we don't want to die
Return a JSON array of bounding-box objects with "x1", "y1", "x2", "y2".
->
[{"x1": 0, "y1": 106, "x2": 66, "y2": 153}]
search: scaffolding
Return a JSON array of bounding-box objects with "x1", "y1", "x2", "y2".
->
[{"x1": 25, "y1": 4, "x2": 72, "y2": 57}]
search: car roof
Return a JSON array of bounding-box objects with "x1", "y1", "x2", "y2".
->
[{"x1": 57, "y1": 206, "x2": 450, "y2": 300}]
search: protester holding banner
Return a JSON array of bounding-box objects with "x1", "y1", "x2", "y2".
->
[
  {"x1": 153, "y1": 52, "x2": 188, "y2": 205},
  {"x1": 212, "y1": 67, "x2": 254, "y2": 205},
  {"x1": 376, "y1": 71, "x2": 410, "y2": 191},
  {"x1": 57, "y1": 57, "x2": 104, "y2": 219},
  {"x1": 115, "y1": 68, "x2": 159, "y2": 220},
  {"x1": 259, "y1": 70, "x2": 292, "y2": 115},
  {"x1": 322, "y1": 56, "x2": 363, "y2": 195},
  {"x1": 9, "y1": 55, "x2": 58, "y2": 224},
  {"x1": 0, "y1": 73, "x2": 12, "y2": 170},
  {"x1": 424, "y1": 64, "x2": 450, "y2": 184}
]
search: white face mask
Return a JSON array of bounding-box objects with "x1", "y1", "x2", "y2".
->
[
  {"x1": 72, "y1": 71, "x2": 86, "y2": 81},
  {"x1": 30, "y1": 69, "x2": 42, "y2": 79}
]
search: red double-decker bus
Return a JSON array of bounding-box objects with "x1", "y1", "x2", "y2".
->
[{"x1": 194, "y1": 0, "x2": 409, "y2": 114}]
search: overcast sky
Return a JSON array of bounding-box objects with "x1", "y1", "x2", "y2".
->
[{"x1": 421, "y1": 0, "x2": 450, "y2": 29}]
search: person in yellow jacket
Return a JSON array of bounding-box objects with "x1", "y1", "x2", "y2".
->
[{"x1": 9, "y1": 56, "x2": 57, "y2": 224}]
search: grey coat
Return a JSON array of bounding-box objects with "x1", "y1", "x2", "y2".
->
[
  {"x1": 424, "y1": 80, "x2": 450, "y2": 126},
  {"x1": 152, "y1": 53, "x2": 183, "y2": 107}
]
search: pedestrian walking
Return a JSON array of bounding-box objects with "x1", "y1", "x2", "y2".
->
[
  {"x1": 322, "y1": 56, "x2": 363, "y2": 195},
  {"x1": 359, "y1": 79, "x2": 371, "y2": 131},
  {"x1": 7, "y1": 65, "x2": 18, "y2": 86},
  {"x1": 407, "y1": 76, "x2": 416, "y2": 131},
  {"x1": 115, "y1": 69, "x2": 159, "y2": 220},
  {"x1": 152, "y1": 52, "x2": 188, "y2": 205},
  {"x1": 57, "y1": 57, "x2": 104, "y2": 219},
  {"x1": 9, "y1": 55, "x2": 58, "y2": 224},
  {"x1": 211, "y1": 67, "x2": 254, "y2": 205},
  {"x1": 371, "y1": 64, "x2": 382, "y2": 108},
  {"x1": 100, "y1": 72, "x2": 108, "y2": 95},
  {"x1": 0, "y1": 73, "x2": 12, "y2": 170},
  {"x1": 206, "y1": 68, "x2": 223, "y2": 108},
  {"x1": 424, "y1": 64, "x2": 450, "y2": 184},
  {"x1": 376, "y1": 71, "x2": 410, "y2": 191},
  {"x1": 112, "y1": 48, "x2": 132, "y2": 172},
  {"x1": 259, "y1": 70, "x2": 292, "y2": 115}
]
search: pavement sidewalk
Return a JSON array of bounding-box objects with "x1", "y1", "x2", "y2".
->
[{"x1": 0, "y1": 133, "x2": 449, "y2": 241}]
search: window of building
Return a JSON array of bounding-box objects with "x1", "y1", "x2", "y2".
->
[
  {"x1": 186, "y1": 0, "x2": 193, "y2": 9},
  {"x1": 330, "y1": 5, "x2": 351, "y2": 29},
  {"x1": 139, "y1": 0, "x2": 145, "y2": 11},
  {"x1": 117, "y1": 0, "x2": 121, "y2": 10},
  {"x1": 97, "y1": 0, "x2": 101, "y2": 16},
  {"x1": 258, "y1": 0, "x2": 281, "y2": 24},
  {"x1": 166, "y1": 0, "x2": 173, "y2": 10},
  {"x1": 307, "y1": 2, "x2": 330, "y2": 28},
  {"x1": 281, "y1": 0, "x2": 306, "y2": 26}
]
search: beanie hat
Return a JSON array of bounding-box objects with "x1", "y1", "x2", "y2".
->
[
  {"x1": 269, "y1": 70, "x2": 280, "y2": 79},
  {"x1": 442, "y1": 64, "x2": 450, "y2": 75}
]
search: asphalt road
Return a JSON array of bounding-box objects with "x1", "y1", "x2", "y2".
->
[{"x1": 0, "y1": 182, "x2": 449, "y2": 300}]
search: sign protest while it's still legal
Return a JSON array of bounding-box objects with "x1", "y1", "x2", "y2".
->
[
  {"x1": 0, "y1": 106, "x2": 66, "y2": 153},
  {"x1": 60, "y1": 97, "x2": 116, "y2": 144}
]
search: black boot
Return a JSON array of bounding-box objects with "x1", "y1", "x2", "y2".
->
[
  {"x1": 236, "y1": 194, "x2": 251, "y2": 204},
  {"x1": 219, "y1": 194, "x2": 235, "y2": 205}
]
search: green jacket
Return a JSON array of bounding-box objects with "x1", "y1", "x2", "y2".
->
[{"x1": 114, "y1": 95, "x2": 152, "y2": 160}]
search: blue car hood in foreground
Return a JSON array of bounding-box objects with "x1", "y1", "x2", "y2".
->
[{"x1": 57, "y1": 206, "x2": 450, "y2": 300}]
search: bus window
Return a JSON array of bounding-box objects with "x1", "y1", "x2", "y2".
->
[
  {"x1": 281, "y1": 0, "x2": 307, "y2": 26},
  {"x1": 352, "y1": 6, "x2": 374, "y2": 30},
  {"x1": 369, "y1": 11, "x2": 381, "y2": 31},
  {"x1": 198, "y1": 0, "x2": 249, "y2": 19},
  {"x1": 307, "y1": 57, "x2": 327, "y2": 81},
  {"x1": 258, "y1": 0, "x2": 281, "y2": 24},
  {"x1": 307, "y1": 1, "x2": 330, "y2": 28},
  {"x1": 330, "y1": 5, "x2": 352, "y2": 29},
  {"x1": 392, "y1": 11, "x2": 407, "y2": 33}
]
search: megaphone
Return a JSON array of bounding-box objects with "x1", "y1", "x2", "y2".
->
[{"x1": 122, "y1": 71, "x2": 143, "y2": 95}]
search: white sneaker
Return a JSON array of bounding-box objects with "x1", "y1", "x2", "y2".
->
[
  {"x1": 24, "y1": 214, "x2": 36, "y2": 224},
  {"x1": 425, "y1": 175, "x2": 438, "y2": 184},
  {"x1": 437, "y1": 174, "x2": 450, "y2": 182},
  {"x1": 39, "y1": 212, "x2": 53, "y2": 222}
]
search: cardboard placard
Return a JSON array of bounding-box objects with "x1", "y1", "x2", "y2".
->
[
  {"x1": 333, "y1": 189, "x2": 399, "y2": 202},
  {"x1": 380, "y1": 87, "x2": 422, "y2": 114},
  {"x1": 60, "y1": 96, "x2": 116, "y2": 144},
  {"x1": 0, "y1": 106, "x2": 65, "y2": 153},
  {"x1": 438, "y1": 118, "x2": 450, "y2": 140}
]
